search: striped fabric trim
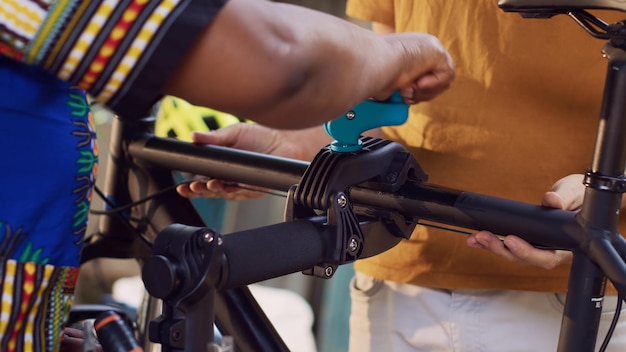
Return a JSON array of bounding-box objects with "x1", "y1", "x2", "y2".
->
[
  {"x1": 0, "y1": 259, "x2": 76, "y2": 352},
  {"x1": 0, "y1": 260, "x2": 16, "y2": 342},
  {"x1": 108, "y1": 0, "x2": 228, "y2": 118},
  {"x1": 24, "y1": 0, "x2": 78, "y2": 65},
  {"x1": 97, "y1": 0, "x2": 179, "y2": 102},
  {"x1": 0, "y1": 0, "x2": 48, "y2": 51},
  {"x1": 1, "y1": 0, "x2": 228, "y2": 118},
  {"x1": 42, "y1": 1, "x2": 96, "y2": 72}
]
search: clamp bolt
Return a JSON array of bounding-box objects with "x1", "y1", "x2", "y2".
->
[
  {"x1": 203, "y1": 230, "x2": 222, "y2": 245},
  {"x1": 348, "y1": 238, "x2": 359, "y2": 253},
  {"x1": 337, "y1": 194, "x2": 348, "y2": 208},
  {"x1": 324, "y1": 266, "x2": 334, "y2": 277}
]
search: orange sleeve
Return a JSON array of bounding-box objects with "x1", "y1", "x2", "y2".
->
[{"x1": 345, "y1": 0, "x2": 395, "y2": 27}]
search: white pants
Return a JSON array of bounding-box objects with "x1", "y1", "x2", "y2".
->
[{"x1": 349, "y1": 272, "x2": 626, "y2": 352}]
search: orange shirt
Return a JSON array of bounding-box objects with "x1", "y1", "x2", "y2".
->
[{"x1": 347, "y1": 0, "x2": 625, "y2": 292}]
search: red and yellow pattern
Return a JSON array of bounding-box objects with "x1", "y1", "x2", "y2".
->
[
  {"x1": 77, "y1": 0, "x2": 151, "y2": 90},
  {"x1": 0, "y1": 260, "x2": 77, "y2": 352}
]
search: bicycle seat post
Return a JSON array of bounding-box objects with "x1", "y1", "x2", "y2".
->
[{"x1": 559, "y1": 29, "x2": 626, "y2": 352}]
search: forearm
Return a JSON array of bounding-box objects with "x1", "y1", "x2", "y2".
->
[
  {"x1": 1, "y1": 0, "x2": 451, "y2": 126},
  {"x1": 165, "y1": 0, "x2": 450, "y2": 129}
]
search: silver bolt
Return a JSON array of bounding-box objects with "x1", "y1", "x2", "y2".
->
[
  {"x1": 203, "y1": 232, "x2": 214, "y2": 243},
  {"x1": 386, "y1": 172, "x2": 398, "y2": 182},
  {"x1": 325, "y1": 266, "x2": 334, "y2": 277},
  {"x1": 346, "y1": 111, "x2": 356, "y2": 120},
  {"x1": 348, "y1": 238, "x2": 358, "y2": 253},
  {"x1": 337, "y1": 194, "x2": 347, "y2": 208}
]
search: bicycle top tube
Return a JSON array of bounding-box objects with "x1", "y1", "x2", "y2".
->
[{"x1": 128, "y1": 135, "x2": 579, "y2": 250}]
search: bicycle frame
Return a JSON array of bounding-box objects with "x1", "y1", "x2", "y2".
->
[{"x1": 80, "y1": 5, "x2": 626, "y2": 352}]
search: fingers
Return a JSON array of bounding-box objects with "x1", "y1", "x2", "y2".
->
[
  {"x1": 190, "y1": 123, "x2": 246, "y2": 148},
  {"x1": 414, "y1": 69, "x2": 454, "y2": 100},
  {"x1": 389, "y1": 33, "x2": 455, "y2": 104},
  {"x1": 400, "y1": 86, "x2": 417, "y2": 104},
  {"x1": 191, "y1": 130, "x2": 222, "y2": 146},
  {"x1": 541, "y1": 191, "x2": 564, "y2": 210},
  {"x1": 400, "y1": 75, "x2": 451, "y2": 104},
  {"x1": 60, "y1": 327, "x2": 103, "y2": 352},
  {"x1": 177, "y1": 179, "x2": 266, "y2": 201},
  {"x1": 466, "y1": 175, "x2": 582, "y2": 270},
  {"x1": 180, "y1": 124, "x2": 288, "y2": 201},
  {"x1": 467, "y1": 231, "x2": 572, "y2": 270},
  {"x1": 191, "y1": 123, "x2": 283, "y2": 155},
  {"x1": 410, "y1": 49, "x2": 455, "y2": 103},
  {"x1": 414, "y1": 35, "x2": 455, "y2": 101}
]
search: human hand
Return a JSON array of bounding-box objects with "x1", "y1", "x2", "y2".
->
[
  {"x1": 60, "y1": 327, "x2": 103, "y2": 352},
  {"x1": 466, "y1": 174, "x2": 584, "y2": 269},
  {"x1": 176, "y1": 123, "x2": 327, "y2": 200},
  {"x1": 383, "y1": 33, "x2": 455, "y2": 104}
]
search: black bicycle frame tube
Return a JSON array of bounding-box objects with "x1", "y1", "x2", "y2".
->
[
  {"x1": 557, "y1": 43, "x2": 626, "y2": 352},
  {"x1": 129, "y1": 137, "x2": 308, "y2": 191},
  {"x1": 128, "y1": 138, "x2": 582, "y2": 250}
]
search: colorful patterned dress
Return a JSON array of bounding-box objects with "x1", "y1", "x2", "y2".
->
[{"x1": 0, "y1": 1, "x2": 227, "y2": 350}]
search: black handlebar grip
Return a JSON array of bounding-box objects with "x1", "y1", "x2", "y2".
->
[
  {"x1": 94, "y1": 310, "x2": 143, "y2": 352},
  {"x1": 220, "y1": 219, "x2": 328, "y2": 289}
]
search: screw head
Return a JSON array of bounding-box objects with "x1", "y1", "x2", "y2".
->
[
  {"x1": 386, "y1": 172, "x2": 398, "y2": 182},
  {"x1": 324, "y1": 266, "x2": 334, "y2": 277},
  {"x1": 346, "y1": 111, "x2": 356, "y2": 120},
  {"x1": 337, "y1": 194, "x2": 348, "y2": 208},
  {"x1": 348, "y1": 238, "x2": 358, "y2": 253}
]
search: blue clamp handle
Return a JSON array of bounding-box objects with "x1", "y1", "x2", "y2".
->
[{"x1": 324, "y1": 91, "x2": 409, "y2": 152}]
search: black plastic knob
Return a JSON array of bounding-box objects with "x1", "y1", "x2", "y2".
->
[{"x1": 142, "y1": 255, "x2": 178, "y2": 299}]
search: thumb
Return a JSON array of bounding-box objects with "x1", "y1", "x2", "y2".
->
[
  {"x1": 191, "y1": 124, "x2": 244, "y2": 147},
  {"x1": 541, "y1": 174, "x2": 584, "y2": 211}
]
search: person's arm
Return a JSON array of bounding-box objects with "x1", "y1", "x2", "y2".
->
[
  {"x1": 164, "y1": 0, "x2": 454, "y2": 129},
  {"x1": 2, "y1": 0, "x2": 452, "y2": 129}
]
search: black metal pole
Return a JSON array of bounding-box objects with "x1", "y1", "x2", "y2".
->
[
  {"x1": 128, "y1": 137, "x2": 307, "y2": 191},
  {"x1": 557, "y1": 43, "x2": 626, "y2": 352},
  {"x1": 128, "y1": 138, "x2": 581, "y2": 250}
]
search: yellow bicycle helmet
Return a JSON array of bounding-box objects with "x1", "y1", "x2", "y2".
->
[{"x1": 155, "y1": 96, "x2": 248, "y2": 141}]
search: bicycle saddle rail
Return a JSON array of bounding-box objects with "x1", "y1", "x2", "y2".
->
[{"x1": 499, "y1": 0, "x2": 626, "y2": 13}]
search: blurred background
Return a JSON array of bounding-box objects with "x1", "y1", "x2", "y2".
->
[{"x1": 75, "y1": 1, "x2": 369, "y2": 351}]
